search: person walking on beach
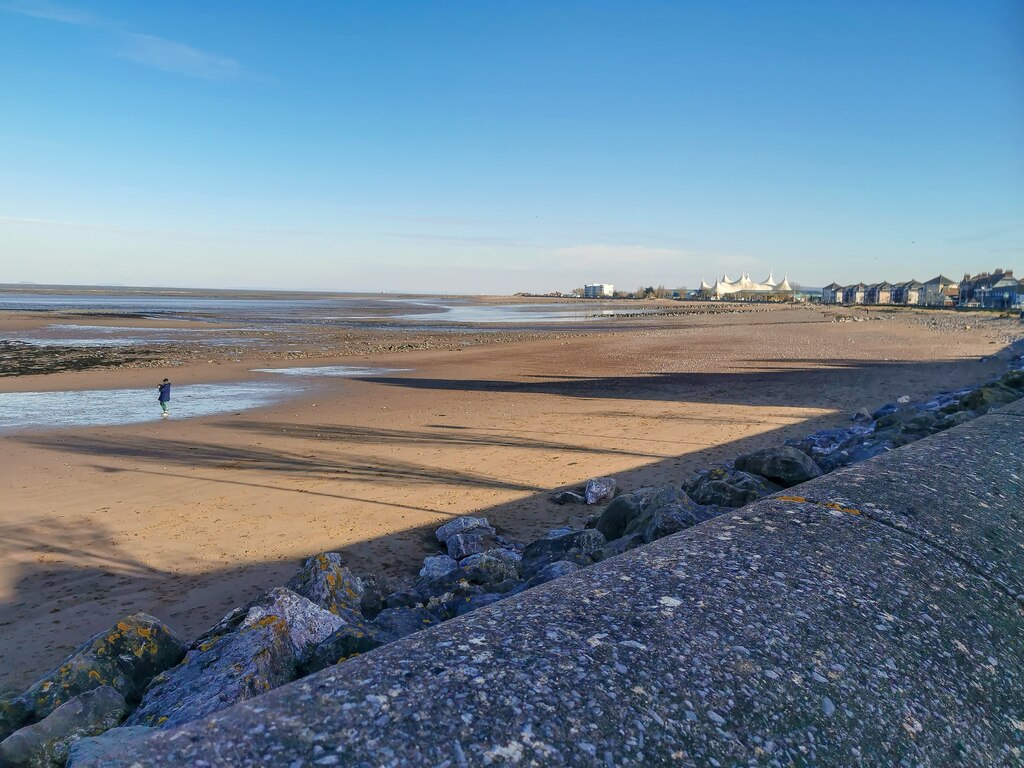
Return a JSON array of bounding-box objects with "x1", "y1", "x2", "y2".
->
[{"x1": 158, "y1": 378, "x2": 171, "y2": 419}]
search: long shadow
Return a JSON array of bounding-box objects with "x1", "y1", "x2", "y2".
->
[
  {"x1": 357, "y1": 357, "x2": 1004, "y2": 407},
  {"x1": 19, "y1": 435, "x2": 546, "y2": 493},
  {"x1": 213, "y1": 421, "x2": 664, "y2": 459},
  {"x1": 1, "y1": 352, "x2": 1009, "y2": 692}
]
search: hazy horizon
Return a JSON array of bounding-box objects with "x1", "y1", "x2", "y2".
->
[{"x1": 2, "y1": 1, "x2": 1021, "y2": 294}]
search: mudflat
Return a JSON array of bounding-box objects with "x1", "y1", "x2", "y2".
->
[{"x1": 0, "y1": 301, "x2": 1017, "y2": 690}]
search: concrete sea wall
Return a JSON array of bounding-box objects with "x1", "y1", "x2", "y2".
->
[{"x1": 73, "y1": 399, "x2": 1024, "y2": 766}]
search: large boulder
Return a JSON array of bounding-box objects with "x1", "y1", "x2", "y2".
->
[
  {"x1": 593, "y1": 487, "x2": 659, "y2": 541},
  {"x1": 0, "y1": 698, "x2": 32, "y2": 742},
  {"x1": 626, "y1": 499, "x2": 725, "y2": 544},
  {"x1": 999, "y1": 370, "x2": 1024, "y2": 390},
  {"x1": 445, "y1": 531, "x2": 492, "y2": 560},
  {"x1": 685, "y1": 469, "x2": 782, "y2": 508},
  {"x1": 458, "y1": 549, "x2": 522, "y2": 583},
  {"x1": 520, "y1": 529, "x2": 606, "y2": 578},
  {"x1": 126, "y1": 588, "x2": 341, "y2": 728},
  {"x1": 733, "y1": 446, "x2": 823, "y2": 488},
  {"x1": 371, "y1": 607, "x2": 438, "y2": 640},
  {"x1": 960, "y1": 384, "x2": 1020, "y2": 413},
  {"x1": 66, "y1": 727, "x2": 154, "y2": 767},
  {"x1": 303, "y1": 623, "x2": 392, "y2": 675},
  {"x1": 816, "y1": 439, "x2": 893, "y2": 473},
  {"x1": 284, "y1": 552, "x2": 364, "y2": 619},
  {"x1": 18, "y1": 613, "x2": 186, "y2": 723},
  {"x1": 434, "y1": 516, "x2": 494, "y2": 545},
  {"x1": 418, "y1": 554, "x2": 458, "y2": 581},
  {"x1": 0, "y1": 686, "x2": 126, "y2": 768}
]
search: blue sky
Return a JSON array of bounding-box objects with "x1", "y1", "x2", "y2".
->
[{"x1": 1, "y1": 1, "x2": 1021, "y2": 293}]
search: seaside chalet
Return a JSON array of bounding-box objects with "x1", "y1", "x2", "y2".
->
[{"x1": 820, "y1": 273, "x2": 1016, "y2": 307}]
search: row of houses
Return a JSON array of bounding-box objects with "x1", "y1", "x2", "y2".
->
[{"x1": 821, "y1": 270, "x2": 1024, "y2": 309}]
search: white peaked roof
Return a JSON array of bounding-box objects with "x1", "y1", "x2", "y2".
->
[{"x1": 701, "y1": 270, "x2": 797, "y2": 298}]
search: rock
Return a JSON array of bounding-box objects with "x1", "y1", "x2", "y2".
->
[
  {"x1": 629, "y1": 500, "x2": 725, "y2": 543},
  {"x1": 685, "y1": 469, "x2": 783, "y2": 508},
  {"x1": 459, "y1": 549, "x2": 522, "y2": 583},
  {"x1": 935, "y1": 410, "x2": 977, "y2": 431},
  {"x1": 550, "y1": 490, "x2": 586, "y2": 505},
  {"x1": 960, "y1": 385, "x2": 1019, "y2": 413},
  {"x1": 454, "y1": 593, "x2": 505, "y2": 617},
  {"x1": 542, "y1": 527, "x2": 575, "y2": 539},
  {"x1": 303, "y1": 623, "x2": 392, "y2": 674},
  {"x1": 284, "y1": 552, "x2": 364, "y2": 619},
  {"x1": 594, "y1": 485, "x2": 686, "y2": 542},
  {"x1": 384, "y1": 589, "x2": 426, "y2": 610},
  {"x1": 445, "y1": 531, "x2": 491, "y2": 560},
  {"x1": 600, "y1": 533, "x2": 646, "y2": 560},
  {"x1": 0, "y1": 697, "x2": 32, "y2": 742},
  {"x1": 522, "y1": 560, "x2": 580, "y2": 589},
  {"x1": 871, "y1": 403, "x2": 900, "y2": 419},
  {"x1": 520, "y1": 529, "x2": 606, "y2": 578},
  {"x1": 785, "y1": 426, "x2": 870, "y2": 458},
  {"x1": 0, "y1": 686, "x2": 126, "y2": 768},
  {"x1": 850, "y1": 407, "x2": 873, "y2": 423},
  {"x1": 66, "y1": 726, "x2": 154, "y2": 767},
  {"x1": 435, "y1": 516, "x2": 494, "y2": 544},
  {"x1": 358, "y1": 574, "x2": 395, "y2": 620},
  {"x1": 126, "y1": 589, "x2": 341, "y2": 728},
  {"x1": 418, "y1": 554, "x2": 458, "y2": 581},
  {"x1": 999, "y1": 370, "x2": 1024, "y2": 390},
  {"x1": 18, "y1": 613, "x2": 186, "y2": 722},
  {"x1": 494, "y1": 535, "x2": 524, "y2": 552},
  {"x1": 371, "y1": 607, "x2": 438, "y2": 640},
  {"x1": 196, "y1": 588, "x2": 344, "y2": 665},
  {"x1": 816, "y1": 440, "x2": 893, "y2": 473},
  {"x1": 733, "y1": 446, "x2": 823, "y2": 488},
  {"x1": 584, "y1": 476, "x2": 617, "y2": 504}
]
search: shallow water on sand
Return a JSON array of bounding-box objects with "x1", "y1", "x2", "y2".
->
[
  {"x1": 0, "y1": 367, "x2": 408, "y2": 431},
  {"x1": 0, "y1": 382, "x2": 299, "y2": 432}
]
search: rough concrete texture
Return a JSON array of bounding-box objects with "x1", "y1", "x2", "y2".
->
[
  {"x1": 779, "y1": 411, "x2": 1024, "y2": 599},
  {"x1": 71, "y1": 416, "x2": 1024, "y2": 767}
]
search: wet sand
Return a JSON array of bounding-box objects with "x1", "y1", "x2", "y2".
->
[{"x1": 0, "y1": 302, "x2": 1018, "y2": 690}]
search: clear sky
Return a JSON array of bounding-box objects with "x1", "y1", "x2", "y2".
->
[{"x1": 1, "y1": 1, "x2": 1022, "y2": 294}]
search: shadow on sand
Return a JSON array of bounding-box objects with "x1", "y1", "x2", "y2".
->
[{"x1": 0, "y1": 354, "x2": 1006, "y2": 691}]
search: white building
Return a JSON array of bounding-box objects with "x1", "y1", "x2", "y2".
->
[
  {"x1": 584, "y1": 283, "x2": 614, "y2": 298},
  {"x1": 699, "y1": 272, "x2": 794, "y2": 299}
]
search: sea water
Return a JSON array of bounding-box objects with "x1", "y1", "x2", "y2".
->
[{"x1": 0, "y1": 381, "x2": 297, "y2": 432}]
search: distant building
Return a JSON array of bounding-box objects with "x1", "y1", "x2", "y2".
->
[
  {"x1": 821, "y1": 283, "x2": 844, "y2": 304},
  {"x1": 919, "y1": 275, "x2": 958, "y2": 307},
  {"x1": 865, "y1": 281, "x2": 894, "y2": 305},
  {"x1": 958, "y1": 269, "x2": 1023, "y2": 308},
  {"x1": 584, "y1": 283, "x2": 614, "y2": 298},
  {"x1": 842, "y1": 283, "x2": 867, "y2": 305},
  {"x1": 892, "y1": 280, "x2": 923, "y2": 305},
  {"x1": 697, "y1": 272, "x2": 795, "y2": 300}
]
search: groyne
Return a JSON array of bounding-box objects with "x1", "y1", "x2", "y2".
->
[{"x1": 69, "y1": 398, "x2": 1024, "y2": 766}]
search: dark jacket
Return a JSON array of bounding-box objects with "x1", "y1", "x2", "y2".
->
[{"x1": 158, "y1": 382, "x2": 171, "y2": 402}]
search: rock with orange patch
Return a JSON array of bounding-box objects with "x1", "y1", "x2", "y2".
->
[
  {"x1": 125, "y1": 588, "x2": 342, "y2": 729},
  {"x1": 0, "y1": 686, "x2": 126, "y2": 768},
  {"x1": 285, "y1": 552, "x2": 365, "y2": 620},
  {"x1": 15, "y1": 614, "x2": 185, "y2": 725}
]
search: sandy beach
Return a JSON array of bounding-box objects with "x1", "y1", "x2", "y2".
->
[{"x1": 1, "y1": 301, "x2": 1019, "y2": 691}]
